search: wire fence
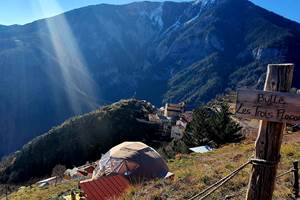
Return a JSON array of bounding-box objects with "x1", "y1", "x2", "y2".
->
[{"x1": 188, "y1": 159, "x2": 299, "y2": 200}]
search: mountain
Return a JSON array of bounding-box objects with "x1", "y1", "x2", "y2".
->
[
  {"x1": 1, "y1": 0, "x2": 300, "y2": 158},
  {"x1": 0, "y1": 99, "x2": 164, "y2": 183}
]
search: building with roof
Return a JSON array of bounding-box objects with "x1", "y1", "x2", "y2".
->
[
  {"x1": 79, "y1": 175, "x2": 130, "y2": 200},
  {"x1": 64, "y1": 162, "x2": 96, "y2": 180},
  {"x1": 180, "y1": 111, "x2": 193, "y2": 123},
  {"x1": 164, "y1": 102, "x2": 185, "y2": 119}
]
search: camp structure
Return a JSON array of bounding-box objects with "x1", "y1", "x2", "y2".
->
[{"x1": 92, "y1": 142, "x2": 169, "y2": 181}]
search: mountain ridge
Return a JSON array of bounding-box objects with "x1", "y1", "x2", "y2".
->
[
  {"x1": 0, "y1": 0, "x2": 300, "y2": 158},
  {"x1": 0, "y1": 99, "x2": 164, "y2": 183}
]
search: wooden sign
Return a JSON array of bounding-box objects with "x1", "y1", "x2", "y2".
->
[{"x1": 236, "y1": 89, "x2": 300, "y2": 124}]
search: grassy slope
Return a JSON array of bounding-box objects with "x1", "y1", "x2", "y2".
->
[
  {"x1": 124, "y1": 133, "x2": 300, "y2": 200},
  {"x1": 1, "y1": 181, "x2": 78, "y2": 200},
  {"x1": 3, "y1": 133, "x2": 299, "y2": 200}
]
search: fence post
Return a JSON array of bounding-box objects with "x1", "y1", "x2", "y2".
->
[
  {"x1": 293, "y1": 161, "x2": 299, "y2": 198},
  {"x1": 246, "y1": 64, "x2": 294, "y2": 200}
]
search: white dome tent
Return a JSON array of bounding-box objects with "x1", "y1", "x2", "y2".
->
[{"x1": 93, "y1": 142, "x2": 170, "y2": 181}]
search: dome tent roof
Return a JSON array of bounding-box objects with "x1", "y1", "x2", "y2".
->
[{"x1": 93, "y1": 142, "x2": 169, "y2": 181}]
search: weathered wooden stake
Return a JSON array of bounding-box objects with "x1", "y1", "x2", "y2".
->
[
  {"x1": 246, "y1": 64, "x2": 294, "y2": 200},
  {"x1": 293, "y1": 161, "x2": 299, "y2": 198}
]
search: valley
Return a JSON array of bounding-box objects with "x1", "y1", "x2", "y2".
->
[{"x1": 1, "y1": 0, "x2": 300, "y2": 157}]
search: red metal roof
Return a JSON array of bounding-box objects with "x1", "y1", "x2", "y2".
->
[
  {"x1": 79, "y1": 175, "x2": 130, "y2": 200},
  {"x1": 84, "y1": 166, "x2": 95, "y2": 174}
]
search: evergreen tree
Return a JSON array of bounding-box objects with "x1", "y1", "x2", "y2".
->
[{"x1": 184, "y1": 101, "x2": 243, "y2": 148}]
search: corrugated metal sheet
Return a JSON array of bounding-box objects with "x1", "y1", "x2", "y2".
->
[
  {"x1": 189, "y1": 145, "x2": 213, "y2": 153},
  {"x1": 80, "y1": 175, "x2": 130, "y2": 200}
]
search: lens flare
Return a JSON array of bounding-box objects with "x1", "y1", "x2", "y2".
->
[{"x1": 36, "y1": 0, "x2": 99, "y2": 114}]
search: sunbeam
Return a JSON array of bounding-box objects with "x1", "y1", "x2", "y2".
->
[{"x1": 36, "y1": 0, "x2": 99, "y2": 114}]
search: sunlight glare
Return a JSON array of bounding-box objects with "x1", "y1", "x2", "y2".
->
[{"x1": 36, "y1": 0, "x2": 99, "y2": 114}]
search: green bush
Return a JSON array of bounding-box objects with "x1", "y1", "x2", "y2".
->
[{"x1": 184, "y1": 101, "x2": 243, "y2": 148}]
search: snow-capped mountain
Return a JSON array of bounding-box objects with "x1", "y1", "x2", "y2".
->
[{"x1": 0, "y1": 0, "x2": 300, "y2": 158}]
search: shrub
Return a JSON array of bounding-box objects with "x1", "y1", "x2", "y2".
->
[{"x1": 184, "y1": 101, "x2": 243, "y2": 148}]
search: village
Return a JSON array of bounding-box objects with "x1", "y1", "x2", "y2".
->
[
  {"x1": 24, "y1": 101, "x2": 214, "y2": 200},
  {"x1": 7, "y1": 78, "x2": 300, "y2": 200},
  {"x1": 3, "y1": 80, "x2": 300, "y2": 200}
]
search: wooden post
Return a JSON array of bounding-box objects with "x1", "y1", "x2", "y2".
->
[
  {"x1": 293, "y1": 161, "x2": 299, "y2": 198},
  {"x1": 246, "y1": 64, "x2": 294, "y2": 200}
]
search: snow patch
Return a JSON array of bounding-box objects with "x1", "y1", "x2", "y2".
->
[
  {"x1": 185, "y1": 12, "x2": 200, "y2": 25},
  {"x1": 150, "y1": 3, "x2": 164, "y2": 29},
  {"x1": 252, "y1": 47, "x2": 283, "y2": 61},
  {"x1": 185, "y1": 0, "x2": 217, "y2": 25},
  {"x1": 139, "y1": 3, "x2": 164, "y2": 29},
  {"x1": 193, "y1": 0, "x2": 216, "y2": 6}
]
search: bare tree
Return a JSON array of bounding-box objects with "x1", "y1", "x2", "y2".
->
[{"x1": 51, "y1": 164, "x2": 66, "y2": 186}]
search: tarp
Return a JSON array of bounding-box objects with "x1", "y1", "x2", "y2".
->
[{"x1": 189, "y1": 145, "x2": 213, "y2": 153}]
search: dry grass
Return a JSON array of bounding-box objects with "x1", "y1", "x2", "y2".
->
[
  {"x1": 3, "y1": 133, "x2": 300, "y2": 200},
  {"x1": 1, "y1": 181, "x2": 78, "y2": 200},
  {"x1": 123, "y1": 133, "x2": 300, "y2": 200}
]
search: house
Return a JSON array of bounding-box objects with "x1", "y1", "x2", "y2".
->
[
  {"x1": 164, "y1": 102, "x2": 185, "y2": 119},
  {"x1": 176, "y1": 120, "x2": 188, "y2": 129},
  {"x1": 170, "y1": 111, "x2": 193, "y2": 139},
  {"x1": 64, "y1": 168, "x2": 83, "y2": 180},
  {"x1": 158, "y1": 107, "x2": 165, "y2": 116},
  {"x1": 78, "y1": 162, "x2": 96, "y2": 174},
  {"x1": 180, "y1": 111, "x2": 193, "y2": 123},
  {"x1": 79, "y1": 175, "x2": 130, "y2": 200},
  {"x1": 64, "y1": 162, "x2": 96, "y2": 180},
  {"x1": 148, "y1": 114, "x2": 161, "y2": 123}
]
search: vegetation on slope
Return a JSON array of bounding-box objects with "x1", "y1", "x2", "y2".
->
[
  {"x1": 4, "y1": 134, "x2": 299, "y2": 200},
  {"x1": 2, "y1": 0, "x2": 300, "y2": 158},
  {"x1": 160, "y1": 101, "x2": 243, "y2": 158},
  {"x1": 0, "y1": 99, "x2": 161, "y2": 183},
  {"x1": 184, "y1": 101, "x2": 242, "y2": 148}
]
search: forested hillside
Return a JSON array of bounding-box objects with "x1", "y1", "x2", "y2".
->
[{"x1": 1, "y1": 0, "x2": 300, "y2": 157}]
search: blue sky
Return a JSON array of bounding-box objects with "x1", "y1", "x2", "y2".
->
[{"x1": 0, "y1": 0, "x2": 299, "y2": 25}]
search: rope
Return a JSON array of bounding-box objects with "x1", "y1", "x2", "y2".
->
[
  {"x1": 188, "y1": 158, "x2": 297, "y2": 200},
  {"x1": 223, "y1": 189, "x2": 247, "y2": 200},
  {"x1": 188, "y1": 160, "x2": 251, "y2": 200},
  {"x1": 198, "y1": 170, "x2": 241, "y2": 200},
  {"x1": 222, "y1": 165, "x2": 297, "y2": 200},
  {"x1": 250, "y1": 158, "x2": 280, "y2": 167},
  {"x1": 276, "y1": 168, "x2": 294, "y2": 178}
]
